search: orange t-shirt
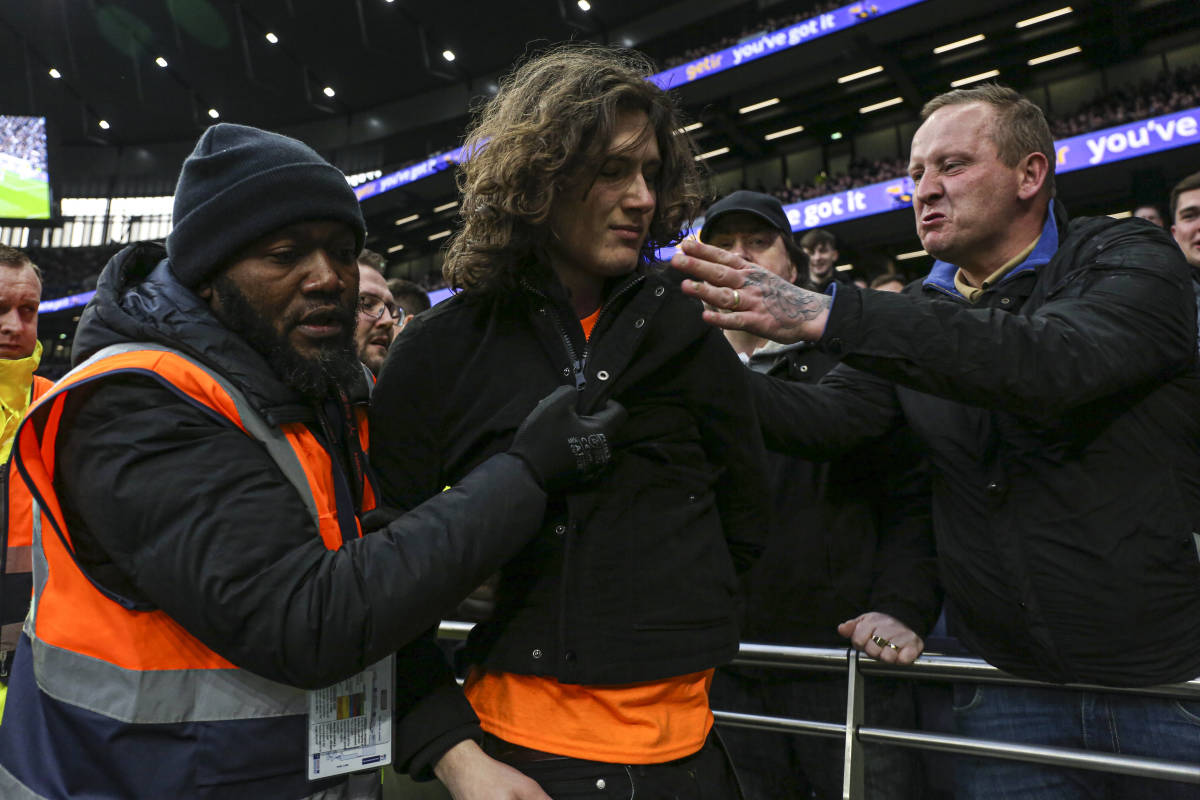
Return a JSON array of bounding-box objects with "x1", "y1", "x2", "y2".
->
[
  {"x1": 465, "y1": 668, "x2": 715, "y2": 763},
  {"x1": 464, "y1": 306, "x2": 714, "y2": 763}
]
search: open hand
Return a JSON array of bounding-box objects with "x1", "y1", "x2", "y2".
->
[
  {"x1": 434, "y1": 741, "x2": 552, "y2": 800},
  {"x1": 670, "y1": 238, "x2": 832, "y2": 343}
]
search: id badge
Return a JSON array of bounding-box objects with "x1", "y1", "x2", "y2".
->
[{"x1": 307, "y1": 654, "x2": 394, "y2": 780}]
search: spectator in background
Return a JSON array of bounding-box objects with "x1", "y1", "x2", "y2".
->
[
  {"x1": 1134, "y1": 203, "x2": 1166, "y2": 227},
  {"x1": 0, "y1": 246, "x2": 51, "y2": 724},
  {"x1": 371, "y1": 45, "x2": 767, "y2": 799},
  {"x1": 871, "y1": 273, "x2": 907, "y2": 292},
  {"x1": 389, "y1": 277, "x2": 432, "y2": 330},
  {"x1": 799, "y1": 228, "x2": 840, "y2": 292},
  {"x1": 1170, "y1": 170, "x2": 1200, "y2": 348},
  {"x1": 702, "y1": 191, "x2": 939, "y2": 800},
  {"x1": 673, "y1": 83, "x2": 1200, "y2": 800},
  {"x1": 356, "y1": 248, "x2": 398, "y2": 376},
  {"x1": 1171, "y1": 170, "x2": 1200, "y2": 272}
]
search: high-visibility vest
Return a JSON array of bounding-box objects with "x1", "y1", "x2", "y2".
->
[
  {"x1": 1, "y1": 375, "x2": 53, "y2": 661},
  {"x1": 0, "y1": 343, "x2": 376, "y2": 800}
]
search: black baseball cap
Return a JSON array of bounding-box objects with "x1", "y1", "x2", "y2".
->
[{"x1": 699, "y1": 190, "x2": 792, "y2": 243}]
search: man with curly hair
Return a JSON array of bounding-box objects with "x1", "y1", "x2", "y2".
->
[{"x1": 371, "y1": 45, "x2": 768, "y2": 799}]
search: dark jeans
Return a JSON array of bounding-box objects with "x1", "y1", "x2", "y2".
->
[
  {"x1": 953, "y1": 682, "x2": 1200, "y2": 799},
  {"x1": 481, "y1": 730, "x2": 743, "y2": 799},
  {"x1": 710, "y1": 665, "x2": 922, "y2": 800}
]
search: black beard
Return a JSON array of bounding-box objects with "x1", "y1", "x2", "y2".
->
[{"x1": 209, "y1": 275, "x2": 362, "y2": 400}]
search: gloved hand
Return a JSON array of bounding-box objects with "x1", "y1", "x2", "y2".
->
[
  {"x1": 360, "y1": 506, "x2": 403, "y2": 534},
  {"x1": 508, "y1": 385, "x2": 627, "y2": 493}
]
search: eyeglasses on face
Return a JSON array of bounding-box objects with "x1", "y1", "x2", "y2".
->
[{"x1": 357, "y1": 294, "x2": 405, "y2": 323}]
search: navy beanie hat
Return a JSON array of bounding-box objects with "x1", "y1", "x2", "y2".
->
[{"x1": 166, "y1": 123, "x2": 366, "y2": 288}]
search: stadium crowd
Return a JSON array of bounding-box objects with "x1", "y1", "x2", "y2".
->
[{"x1": 0, "y1": 116, "x2": 48, "y2": 178}]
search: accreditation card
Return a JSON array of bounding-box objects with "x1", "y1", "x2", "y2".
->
[{"x1": 307, "y1": 654, "x2": 394, "y2": 780}]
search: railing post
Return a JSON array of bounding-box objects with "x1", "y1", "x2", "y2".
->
[{"x1": 842, "y1": 649, "x2": 865, "y2": 800}]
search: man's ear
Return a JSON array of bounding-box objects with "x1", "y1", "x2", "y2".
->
[
  {"x1": 197, "y1": 284, "x2": 213, "y2": 300},
  {"x1": 1017, "y1": 152, "x2": 1050, "y2": 201}
]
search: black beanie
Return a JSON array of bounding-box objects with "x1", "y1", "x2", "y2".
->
[{"x1": 166, "y1": 123, "x2": 366, "y2": 288}]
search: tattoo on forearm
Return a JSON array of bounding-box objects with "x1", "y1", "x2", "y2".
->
[{"x1": 743, "y1": 271, "x2": 832, "y2": 325}]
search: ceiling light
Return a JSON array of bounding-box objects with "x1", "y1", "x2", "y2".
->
[
  {"x1": 834, "y1": 264, "x2": 854, "y2": 272},
  {"x1": 323, "y1": 86, "x2": 336, "y2": 98},
  {"x1": 695, "y1": 146, "x2": 730, "y2": 161},
  {"x1": 896, "y1": 249, "x2": 928, "y2": 260},
  {"x1": 48, "y1": 68, "x2": 61, "y2": 79},
  {"x1": 1108, "y1": 210, "x2": 1132, "y2": 219},
  {"x1": 764, "y1": 124, "x2": 805, "y2": 141},
  {"x1": 265, "y1": 32, "x2": 279, "y2": 44},
  {"x1": 428, "y1": 229, "x2": 452, "y2": 241},
  {"x1": 155, "y1": 56, "x2": 168, "y2": 68},
  {"x1": 394, "y1": 214, "x2": 419, "y2": 226},
  {"x1": 207, "y1": 108, "x2": 219, "y2": 119},
  {"x1": 442, "y1": 50, "x2": 456, "y2": 62},
  {"x1": 433, "y1": 201, "x2": 458, "y2": 213},
  {"x1": 933, "y1": 34, "x2": 985, "y2": 54},
  {"x1": 1027, "y1": 46, "x2": 1081, "y2": 66},
  {"x1": 387, "y1": 243, "x2": 405, "y2": 253},
  {"x1": 1015, "y1": 6, "x2": 1073, "y2": 28},
  {"x1": 830, "y1": 131, "x2": 843, "y2": 140},
  {"x1": 738, "y1": 98, "x2": 780, "y2": 115},
  {"x1": 859, "y1": 97, "x2": 903, "y2": 114},
  {"x1": 837, "y1": 65, "x2": 884, "y2": 84},
  {"x1": 98, "y1": 119, "x2": 110, "y2": 130},
  {"x1": 951, "y1": 69, "x2": 1000, "y2": 87},
  {"x1": 676, "y1": 122, "x2": 703, "y2": 134},
  {"x1": 578, "y1": 0, "x2": 591, "y2": 9}
]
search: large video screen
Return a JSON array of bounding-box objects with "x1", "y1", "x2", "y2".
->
[{"x1": 0, "y1": 115, "x2": 51, "y2": 220}]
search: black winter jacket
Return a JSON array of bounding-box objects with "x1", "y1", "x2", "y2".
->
[
  {"x1": 47, "y1": 242, "x2": 550, "y2": 691},
  {"x1": 371, "y1": 266, "x2": 770, "y2": 769},
  {"x1": 754, "y1": 205, "x2": 1200, "y2": 686},
  {"x1": 739, "y1": 341, "x2": 940, "y2": 645}
]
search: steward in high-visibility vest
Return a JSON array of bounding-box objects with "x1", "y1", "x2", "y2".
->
[
  {"x1": 1, "y1": 343, "x2": 381, "y2": 798},
  {"x1": 0, "y1": 123, "x2": 623, "y2": 799}
]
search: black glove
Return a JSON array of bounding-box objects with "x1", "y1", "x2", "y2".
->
[
  {"x1": 508, "y1": 385, "x2": 627, "y2": 493},
  {"x1": 360, "y1": 506, "x2": 403, "y2": 534}
]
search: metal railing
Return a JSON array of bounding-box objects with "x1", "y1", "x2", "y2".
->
[{"x1": 437, "y1": 622, "x2": 1200, "y2": 798}]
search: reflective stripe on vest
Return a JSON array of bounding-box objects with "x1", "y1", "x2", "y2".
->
[{"x1": 11, "y1": 343, "x2": 369, "y2": 724}]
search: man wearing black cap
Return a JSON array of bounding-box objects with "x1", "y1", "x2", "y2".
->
[
  {"x1": 701, "y1": 192, "x2": 939, "y2": 800},
  {"x1": 0, "y1": 123, "x2": 624, "y2": 800}
]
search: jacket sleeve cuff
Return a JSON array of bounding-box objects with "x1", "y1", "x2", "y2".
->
[
  {"x1": 392, "y1": 637, "x2": 482, "y2": 780},
  {"x1": 870, "y1": 598, "x2": 939, "y2": 639},
  {"x1": 817, "y1": 283, "x2": 864, "y2": 356},
  {"x1": 395, "y1": 675, "x2": 482, "y2": 780}
]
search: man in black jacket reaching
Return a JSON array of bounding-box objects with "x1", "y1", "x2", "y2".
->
[{"x1": 672, "y1": 84, "x2": 1200, "y2": 799}]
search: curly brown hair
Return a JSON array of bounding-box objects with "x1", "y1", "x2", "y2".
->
[{"x1": 443, "y1": 44, "x2": 706, "y2": 295}]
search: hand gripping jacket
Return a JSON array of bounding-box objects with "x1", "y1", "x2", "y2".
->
[
  {"x1": 0, "y1": 343, "x2": 375, "y2": 800},
  {"x1": 1, "y1": 375, "x2": 53, "y2": 666}
]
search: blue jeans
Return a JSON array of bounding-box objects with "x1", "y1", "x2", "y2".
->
[{"x1": 953, "y1": 683, "x2": 1200, "y2": 799}]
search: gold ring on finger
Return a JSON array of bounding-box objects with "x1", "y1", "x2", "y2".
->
[{"x1": 730, "y1": 289, "x2": 740, "y2": 310}]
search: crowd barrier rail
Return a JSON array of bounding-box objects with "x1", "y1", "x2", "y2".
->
[{"x1": 437, "y1": 621, "x2": 1200, "y2": 799}]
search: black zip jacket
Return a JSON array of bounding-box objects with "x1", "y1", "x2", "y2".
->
[
  {"x1": 43, "y1": 242, "x2": 550, "y2": 691},
  {"x1": 740, "y1": 341, "x2": 940, "y2": 645},
  {"x1": 753, "y1": 204, "x2": 1200, "y2": 686},
  {"x1": 371, "y1": 265, "x2": 770, "y2": 770}
]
